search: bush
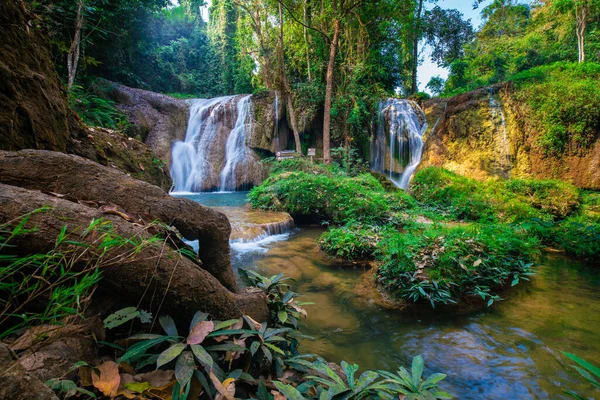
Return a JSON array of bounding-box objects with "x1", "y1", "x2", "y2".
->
[
  {"x1": 511, "y1": 62, "x2": 600, "y2": 155},
  {"x1": 376, "y1": 224, "x2": 540, "y2": 307},
  {"x1": 411, "y1": 167, "x2": 579, "y2": 222},
  {"x1": 548, "y1": 216, "x2": 600, "y2": 258},
  {"x1": 248, "y1": 171, "x2": 393, "y2": 225},
  {"x1": 502, "y1": 178, "x2": 580, "y2": 219},
  {"x1": 319, "y1": 224, "x2": 390, "y2": 261}
]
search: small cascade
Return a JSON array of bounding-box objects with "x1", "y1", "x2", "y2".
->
[
  {"x1": 170, "y1": 95, "x2": 258, "y2": 192},
  {"x1": 273, "y1": 92, "x2": 280, "y2": 151},
  {"x1": 371, "y1": 99, "x2": 428, "y2": 190},
  {"x1": 220, "y1": 95, "x2": 252, "y2": 191},
  {"x1": 488, "y1": 88, "x2": 511, "y2": 174}
]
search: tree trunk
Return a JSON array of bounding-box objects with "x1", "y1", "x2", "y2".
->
[
  {"x1": 67, "y1": 0, "x2": 84, "y2": 89},
  {"x1": 323, "y1": 18, "x2": 341, "y2": 165},
  {"x1": 279, "y1": 2, "x2": 303, "y2": 155},
  {"x1": 411, "y1": 0, "x2": 424, "y2": 94}
]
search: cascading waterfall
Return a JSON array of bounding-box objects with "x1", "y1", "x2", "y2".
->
[
  {"x1": 488, "y1": 88, "x2": 511, "y2": 174},
  {"x1": 170, "y1": 95, "x2": 255, "y2": 192},
  {"x1": 273, "y1": 91, "x2": 280, "y2": 151},
  {"x1": 371, "y1": 99, "x2": 428, "y2": 190},
  {"x1": 219, "y1": 95, "x2": 252, "y2": 191}
]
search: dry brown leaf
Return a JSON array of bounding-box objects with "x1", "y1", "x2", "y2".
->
[
  {"x1": 78, "y1": 366, "x2": 94, "y2": 387},
  {"x1": 271, "y1": 390, "x2": 286, "y2": 400},
  {"x1": 135, "y1": 370, "x2": 175, "y2": 389},
  {"x1": 473, "y1": 259, "x2": 482, "y2": 267},
  {"x1": 209, "y1": 370, "x2": 235, "y2": 400},
  {"x1": 116, "y1": 373, "x2": 137, "y2": 399},
  {"x1": 9, "y1": 325, "x2": 60, "y2": 351},
  {"x1": 187, "y1": 320, "x2": 214, "y2": 345},
  {"x1": 139, "y1": 162, "x2": 145, "y2": 171},
  {"x1": 92, "y1": 361, "x2": 121, "y2": 397}
]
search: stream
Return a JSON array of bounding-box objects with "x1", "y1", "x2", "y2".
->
[{"x1": 182, "y1": 192, "x2": 600, "y2": 400}]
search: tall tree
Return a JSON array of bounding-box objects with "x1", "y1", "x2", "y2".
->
[{"x1": 554, "y1": 0, "x2": 600, "y2": 62}]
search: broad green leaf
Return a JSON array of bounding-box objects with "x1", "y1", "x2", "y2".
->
[
  {"x1": 341, "y1": 361, "x2": 358, "y2": 390},
  {"x1": 205, "y1": 343, "x2": 247, "y2": 352},
  {"x1": 250, "y1": 341, "x2": 260, "y2": 356},
  {"x1": 411, "y1": 355, "x2": 425, "y2": 387},
  {"x1": 273, "y1": 381, "x2": 305, "y2": 400},
  {"x1": 157, "y1": 343, "x2": 186, "y2": 368},
  {"x1": 118, "y1": 336, "x2": 177, "y2": 363},
  {"x1": 355, "y1": 370, "x2": 378, "y2": 392},
  {"x1": 564, "y1": 352, "x2": 600, "y2": 378},
  {"x1": 278, "y1": 310, "x2": 288, "y2": 324},
  {"x1": 264, "y1": 342, "x2": 285, "y2": 355},
  {"x1": 124, "y1": 381, "x2": 152, "y2": 393},
  {"x1": 421, "y1": 373, "x2": 447, "y2": 390},
  {"x1": 214, "y1": 319, "x2": 242, "y2": 330},
  {"x1": 175, "y1": 351, "x2": 195, "y2": 388},
  {"x1": 191, "y1": 344, "x2": 213, "y2": 368},
  {"x1": 159, "y1": 315, "x2": 178, "y2": 337},
  {"x1": 194, "y1": 370, "x2": 214, "y2": 398},
  {"x1": 103, "y1": 307, "x2": 140, "y2": 329}
]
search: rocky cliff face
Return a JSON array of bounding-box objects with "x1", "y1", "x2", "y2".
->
[
  {"x1": 0, "y1": 0, "x2": 92, "y2": 158},
  {"x1": 421, "y1": 85, "x2": 600, "y2": 189}
]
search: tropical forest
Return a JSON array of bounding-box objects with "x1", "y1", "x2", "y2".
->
[{"x1": 1, "y1": 0, "x2": 599, "y2": 398}]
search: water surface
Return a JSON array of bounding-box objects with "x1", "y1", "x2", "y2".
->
[{"x1": 189, "y1": 192, "x2": 600, "y2": 400}]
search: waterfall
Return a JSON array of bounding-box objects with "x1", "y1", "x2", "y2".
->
[
  {"x1": 170, "y1": 95, "x2": 255, "y2": 192},
  {"x1": 371, "y1": 99, "x2": 427, "y2": 190},
  {"x1": 488, "y1": 88, "x2": 511, "y2": 174},
  {"x1": 274, "y1": 92, "x2": 280, "y2": 151},
  {"x1": 220, "y1": 95, "x2": 252, "y2": 191}
]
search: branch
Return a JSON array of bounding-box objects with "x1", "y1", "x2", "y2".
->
[{"x1": 276, "y1": 0, "x2": 331, "y2": 42}]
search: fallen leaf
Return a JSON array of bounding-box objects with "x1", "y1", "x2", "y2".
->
[
  {"x1": 92, "y1": 361, "x2": 120, "y2": 397},
  {"x1": 473, "y1": 259, "x2": 482, "y2": 267},
  {"x1": 135, "y1": 369, "x2": 175, "y2": 389},
  {"x1": 187, "y1": 321, "x2": 214, "y2": 345},
  {"x1": 10, "y1": 325, "x2": 60, "y2": 351},
  {"x1": 271, "y1": 390, "x2": 286, "y2": 400},
  {"x1": 139, "y1": 162, "x2": 145, "y2": 171},
  {"x1": 209, "y1": 371, "x2": 235, "y2": 400}
]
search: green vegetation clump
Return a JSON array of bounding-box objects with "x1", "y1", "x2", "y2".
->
[
  {"x1": 511, "y1": 62, "x2": 600, "y2": 155},
  {"x1": 69, "y1": 79, "x2": 130, "y2": 131},
  {"x1": 248, "y1": 171, "x2": 391, "y2": 225},
  {"x1": 376, "y1": 224, "x2": 539, "y2": 307},
  {"x1": 319, "y1": 224, "x2": 389, "y2": 261},
  {"x1": 411, "y1": 167, "x2": 580, "y2": 222}
]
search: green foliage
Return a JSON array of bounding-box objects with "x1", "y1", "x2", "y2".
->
[
  {"x1": 68, "y1": 80, "x2": 130, "y2": 130},
  {"x1": 375, "y1": 356, "x2": 452, "y2": 399},
  {"x1": 562, "y1": 352, "x2": 600, "y2": 400},
  {"x1": 411, "y1": 167, "x2": 580, "y2": 222},
  {"x1": 248, "y1": 171, "x2": 391, "y2": 225},
  {"x1": 319, "y1": 224, "x2": 389, "y2": 261},
  {"x1": 510, "y1": 62, "x2": 600, "y2": 155},
  {"x1": 376, "y1": 224, "x2": 539, "y2": 307},
  {"x1": 239, "y1": 270, "x2": 310, "y2": 329},
  {"x1": 546, "y1": 216, "x2": 600, "y2": 258}
]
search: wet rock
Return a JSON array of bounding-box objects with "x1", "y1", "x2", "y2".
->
[
  {"x1": 109, "y1": 84, "x2": 189, "y2": 168},
  {"x1": 421, "y1": 84, "x2": 600, "y2": 189},
  {"x1": 0, "y1": 0, "x2": 93, "y2": 158},
  {"x1": 0, "y1": 368, "x2": 59, "y2": 400}
]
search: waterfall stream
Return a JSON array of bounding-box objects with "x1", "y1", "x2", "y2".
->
[
  {"x1": 488, "y1": 89, "x2": 511, "y2": 174},
  {"x1": 371, "y1": 99, "x2": 428, "y2": 190},
  {"x1": 170, "y1": 95, "x2": 255, "y2": 192}
]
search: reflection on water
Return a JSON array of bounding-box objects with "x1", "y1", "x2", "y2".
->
[
  {"x1": 186, "y1": 192, "x2": 600, "y2": 399},
  {"x1": 233, "y1": 229, "x2": 600, "y2": 400}
]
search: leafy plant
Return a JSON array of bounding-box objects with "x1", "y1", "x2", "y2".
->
[
  {"x1": 375, "y1": 356, "x2": 451, "y2": 399},
  {"x1": 239, "y1": 270, "x2": 310, "y2": 328},
  {"x1": 563, "y1": 352, "x2": 600, "y2": 400}
]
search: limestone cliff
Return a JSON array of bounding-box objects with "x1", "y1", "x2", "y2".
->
[{"x1": 421, "y1": 84, "x2": 600, "y2": 189}]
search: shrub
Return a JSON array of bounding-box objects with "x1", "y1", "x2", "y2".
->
[
  {"x1": 503, "y1": 178, "x2": 580, "y2": 219},
  {"x1": 248, "y1": 171, "x2": 392, "y2": 225},
  {"x1": 319, "y1": 224, "x2": 390, "y2": 261},
  {"x1": 376, "y1": 224, "x2": 540, "y2": 307},
  {"x1": 411, "y1": 167, "x2": 579, "y2": 222},
  {"x1": 511, "y1": 62, "x2": 600, "y2": 155},
  {"x1": 549, "y1": 216, "x2": 600, "y2": 258}
]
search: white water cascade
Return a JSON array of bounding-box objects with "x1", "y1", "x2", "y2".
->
[
  {"x1": 219, "y1": 95, "x2": 252, "y2": 191},
  {"x1": 170, "y1": 95, "x2": 256, "y2": 192},
  {"x1": 371, "y1": 99, "x2": 428, "y2": 190},
  {"x1": 488, "y1": 89, "x2": 511, "y2": 174}
]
